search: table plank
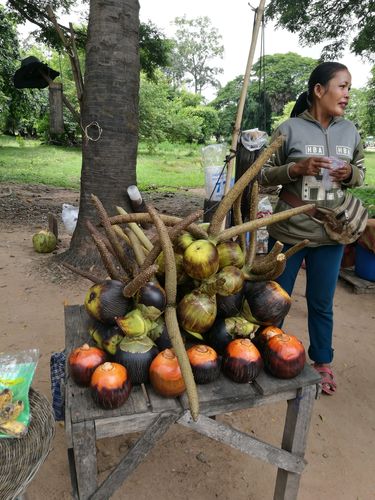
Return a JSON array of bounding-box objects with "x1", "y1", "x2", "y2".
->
[{"x1": 253, "y1": 365, "x2": 321, "y2": 396}]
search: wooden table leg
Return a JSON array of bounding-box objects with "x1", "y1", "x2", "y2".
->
[
  {"x1": 273, "y1": 384, "x2": 316, "y2": 500},
  {"x1": 72, "y1": 420, "x2": 98, "y2": 500},
  {"x1": 90, "y1": 412, "x2": 178, "y2": 500}
]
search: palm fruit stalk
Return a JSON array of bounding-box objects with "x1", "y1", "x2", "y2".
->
[
  {"x1": 244, "y1": 180, "x2": 260, "y2": 268},
  {"x1": 116, "y1": 206, "x2": 154, "y2": 252},
  {"x1": 108, "y1": 213, "x2": 208, "y2": 240},
  {"x1": 147, "y1": 205, "x2": 199, "y2": 421},
  {"x1": 215, "y1": 205, "x2": 315, "y2": 243},
  {"x1": 91, "y1": 193, "x2": 137, "y2": 277}
]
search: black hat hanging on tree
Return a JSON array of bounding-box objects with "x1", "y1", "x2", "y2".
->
[{"x1": 13, "y1": 56, "x2": 60, "y2": 89}]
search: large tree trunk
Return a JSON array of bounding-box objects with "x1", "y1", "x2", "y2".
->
[{"x1": 62, "y1": 0, "x2": 140, "y2": 268}]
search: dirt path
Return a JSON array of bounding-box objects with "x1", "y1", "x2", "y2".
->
[{"x1": 0, "y1": 183, "x2": 374, "y2": 499}]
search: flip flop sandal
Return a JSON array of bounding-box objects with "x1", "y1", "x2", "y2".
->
[{"x1": 312, "y1": 364, "x2": 337, "y2": 395}]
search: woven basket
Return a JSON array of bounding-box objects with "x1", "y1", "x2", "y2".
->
[{"x1": 0, "y1": 388, "x2": 55, "y2": 500}]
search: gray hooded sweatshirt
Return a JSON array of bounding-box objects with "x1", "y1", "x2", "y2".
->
[{"x1": 260, "y1": 110, "x2": 365, "y2": 246}]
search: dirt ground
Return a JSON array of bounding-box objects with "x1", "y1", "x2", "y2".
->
[{"x1": 0, "y1": 182, "x2": 374, "y2": 500}]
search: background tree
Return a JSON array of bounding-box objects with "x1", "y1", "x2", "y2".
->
[
  {"x1": 139, "y1": 73, "x2": 219, "y2": 148},
  {"x1": 267, "y1": 0, "x2": 375, "y2": 60},
  {"x1": 252, "y1": 52, "x2": 316, "y2": 115},
  {"x1": 271, "y1": 100, "x2": 296, "y2": 130},
  {"x1": 362, "y1": 66, "x2": 375, "y2": 137},
  {"x1": 167, "y1": 16, "x2": 224, "y2": 95},
  {"x1": 4, "y1": 0, "x2": 171, "y2": 267},
  {"x1": 345, "y1": 88, "x2": 368, "y2": 137},
  {"x1": 0, "y1": 5, "x2": 44, "y2": 135},
  {"x1": 211, "y1": 53, "x2": 314, "y2": 138}
]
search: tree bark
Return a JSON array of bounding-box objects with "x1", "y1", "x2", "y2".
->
[{"x1": 62, "y1": 0, "x2": 140, "y2": 268}]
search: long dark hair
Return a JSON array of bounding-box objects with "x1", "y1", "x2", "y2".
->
[{"x1": 290, "y1": 62, "x2": 348, "y2": 117}]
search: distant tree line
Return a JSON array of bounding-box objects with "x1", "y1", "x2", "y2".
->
[{"x1": 1, "y1": 5, "x2": 374, "y2": 148}]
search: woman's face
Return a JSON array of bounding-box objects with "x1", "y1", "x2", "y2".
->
[{"x1": 314, "y1": 69, "x2": 352, "y2": 117}]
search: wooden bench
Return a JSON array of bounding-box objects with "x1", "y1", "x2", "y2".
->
[{"x1": 64, "y1": 305, "x2": 321, "y2": 500}]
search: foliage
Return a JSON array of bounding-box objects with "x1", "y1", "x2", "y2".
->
[
  {"x1": 362, "y1": 66, "x2": 375, "y2": 137},
  {"x1": 139, "y1": 22, "x2": 172, "y2": 80},
  {"x1": 345, "y1": 88, "x2": 368, "y2": 137},
  {"x1": 266, "y1": 0, "x2": 375, "y2": 60},
  {"x1": 252, "y1": 52, "x2": 317, "y2": 115},
  {"x1": 211, "y1": 53, "x2": 316, "y2": 139},
  {"x1": 0, "y1": 5, "x2": 21, "y2": 131},
  {"x1": 139, "y1": 73, "x2": 172, "y2": 148},
  {"x1": 166, "y1": 16, "x2": 224, "y2": 95},
  {"x1": 5, "y1": 1, "x2": 171, "y2": 80},
  {"x1": 271, "y1": 101, "x2": 296, "y2": 131},
  {"x1": 139, "y1": 73, "x2": 220, "y2": 149}
]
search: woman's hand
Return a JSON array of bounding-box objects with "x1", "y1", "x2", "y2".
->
[
  {"x1": 329, "y1": 162, "x2": 352, "y2": 182},
  {"x1": 289, "y1": 157, "x2": 332, "y2": 178}
]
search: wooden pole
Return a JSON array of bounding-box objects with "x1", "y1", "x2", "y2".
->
[
  {"x1": 40, "y1": 70, "x2": 81, "y2": 125},
  {"x1": 224, "y1": 0, "x2": 266, "y2": 195}
]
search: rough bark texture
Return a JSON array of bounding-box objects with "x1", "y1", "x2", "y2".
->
[{"x1": 65, "y1": 0, "x2": 140, "y2": 267}]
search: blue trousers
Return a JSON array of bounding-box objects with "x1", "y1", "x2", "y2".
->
[{"x1": 269, "y1": 237, "x2": 344, "y2": 364}]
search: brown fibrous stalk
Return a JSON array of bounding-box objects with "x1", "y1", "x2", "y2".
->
[
  {"x1": 245, "y1": 180, "x2": 259, "y2": 267},
  {"x1": 250, "y1": 240, "x2": 284, "y2": 275},
  {"x1": 108, "y1": 213, "x2": 208, "y2": 240},
  {"x1": 232, "y1": 194, "x2": 246, "y2": 252},
  {"x1": 122, "y1": 264, "x2": 159, "y2": 298},
  {"x1": 91, "y1": 194, "x2": 136, "y2": 277},
  {"x1": 216, "y1": 205, "x2": 315, "y2": 243},
  {"x1": 62, "y1": 262, "x2": 102, "y2": 284},
  {"x1": 86, "y1": 219, "x2": 126, "y2": 282},
  {"x1": 124, "y1": 227, "x2": 145, "y2": 267},
  {"x1": 116, "y1": 206, "x2": 153, "y2": 252},
  {"x1": 284, "y1": 239, "x2": 310, "y2": 259},
  {"x1": 147, "y1": 205, "x2": 199, "y2": 421},
  {"x1": 246, "y1": 253, "x2": 286, "y2": 282}
]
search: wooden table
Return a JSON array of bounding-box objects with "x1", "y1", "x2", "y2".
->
[{"x1": 64, "y1": 305, "x2": 321, "y2": 500}]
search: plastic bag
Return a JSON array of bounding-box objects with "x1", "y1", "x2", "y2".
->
[
  {"x1": 256, "y1": 197, "x2": 273, "y2": 254},
  {"x1": 0, "y1": 349, "x2": 39, "y2": 438},
  {"x1": 322, "y1": 156, "x2": 345, "y2": 191},
  {"x1": 241, "y1": 129, "x2": 268, "y2": 152},
  {"x1": 62, "y1": 203, "x2": 79, "y2": 235}
]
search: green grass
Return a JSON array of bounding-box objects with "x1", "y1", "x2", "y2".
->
[
  {"x1": 0, "y1": 135, "x2": 374, "y2": 215},
  {"x1": 0, "y1": 136, "x2": 82, "y2": 188},
  {"x1": 136, "y1": 141, "x2": 203, "y2": 190},
  {"x1": 351, "y1": 150, "x2": 375, "y2": 216},
  {"x1": 0, "y1": 135, "x2": 204, "y2": 190}
]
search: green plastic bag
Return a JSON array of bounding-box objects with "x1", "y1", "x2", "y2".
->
[{"x1": 0, "y1": 349, "x2": 39, "y2": 438}]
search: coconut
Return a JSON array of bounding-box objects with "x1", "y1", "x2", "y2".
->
[{"x1": 32, "y1": 230, "x2": 57, "y2": 253}]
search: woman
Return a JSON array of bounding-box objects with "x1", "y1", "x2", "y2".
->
[{"x1": 261, "y1": 62, "x2": 365, "y2": 394}]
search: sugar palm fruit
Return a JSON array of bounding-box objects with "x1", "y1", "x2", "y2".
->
[
  {"x1": 84, "y1": 279, "x2": 133, "y2": 325},
  {"x1": 32, "y1": 229, "x2": 57, "y2": 253}
]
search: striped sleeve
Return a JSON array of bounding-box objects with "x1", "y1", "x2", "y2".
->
[
  {"x1": 341, "y1": 139, "x2": 366, "y2": 188},
  {"x1": 260, "y1": 129, "x2": 295, "y2": 186}
]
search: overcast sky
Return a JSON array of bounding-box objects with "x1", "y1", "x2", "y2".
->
[{"x1": 139, "y1": 0, "x2": 372, "y2": 98}]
